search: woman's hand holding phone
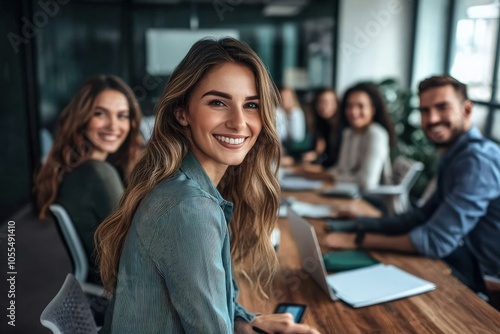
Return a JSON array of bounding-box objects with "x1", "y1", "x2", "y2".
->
[{"x1": 235, "y1": 303, "x2": 320, "y2": 334}]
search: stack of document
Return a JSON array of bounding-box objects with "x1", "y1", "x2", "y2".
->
[
  {"x1": 279, "y1": 200, "x2": 336, "y2": 219},
  {"x1": 280, "y1": 176, "x2": 324, "y2": 191},
  {"x1": 326, "y1": 263, "x2": 436, "y2": 308}
]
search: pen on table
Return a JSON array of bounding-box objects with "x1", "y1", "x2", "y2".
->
[{"x1": 252, "y1": 326, "x2": 270, "y2": 334}]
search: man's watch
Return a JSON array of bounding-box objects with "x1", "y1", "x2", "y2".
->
[{"x1": 354, "y1": 229, "x2": 366, "y2": 247}]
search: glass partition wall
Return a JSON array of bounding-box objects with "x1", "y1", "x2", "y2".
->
[
  {"x1": 30, "y1": 0, "x2": 500, "y2": 185},
  {"x1": 133, "y1": 1, "x2": 337, "y2": 115},
  {"x1": 35, "y1": 0, "x2": 337, "y2": 125}
]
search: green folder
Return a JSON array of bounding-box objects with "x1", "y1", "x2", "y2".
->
[{"x1": 322, "y1": 250, "x2": 380, "y2": 272}]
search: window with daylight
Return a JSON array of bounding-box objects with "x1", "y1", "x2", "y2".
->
[{"x1": 448, "y1": 0, "x2": 500, "y2": 140}]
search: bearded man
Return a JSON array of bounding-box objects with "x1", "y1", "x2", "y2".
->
[{"x1": 324, "y1": 75, "x2": 500, "y2": 309}]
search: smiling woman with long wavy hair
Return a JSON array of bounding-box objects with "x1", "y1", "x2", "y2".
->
[{"x1": 94, "y1": 38, "x2": 319, "y2": 334}]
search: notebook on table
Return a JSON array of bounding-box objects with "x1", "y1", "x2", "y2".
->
[{"x1": 287, "y1": 208, "x2": 436, "y2": 308}]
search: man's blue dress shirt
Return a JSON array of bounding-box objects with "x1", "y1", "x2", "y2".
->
[{"x1": 357, "y1": 127, "x2": 500, "y2": 279}]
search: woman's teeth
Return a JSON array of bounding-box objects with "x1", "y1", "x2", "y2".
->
[
  {"x1": 101, "y1": 134, "x2": 119, "y2": 141},
  {"x1": 215, "y1": 135, "x2": 245, "y2": 145}
]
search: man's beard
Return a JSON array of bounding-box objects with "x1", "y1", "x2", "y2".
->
[{"x1": 426, "y1": 122, "x2": 465, "y2": 148}]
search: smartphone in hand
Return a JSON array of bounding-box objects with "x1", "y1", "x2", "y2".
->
[{"x1": 274, "y1": 303, "x2": 307, "y2": 323}]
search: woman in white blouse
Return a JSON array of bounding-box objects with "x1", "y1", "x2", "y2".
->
[
  {"x1": 276, "y1": 87, "x2": 308, "y2": 165},
  {"x1": 330, "y1": 82, "x2": 396, "y2": 191},
  {"x1": 276, "y1": 87, "x2": 306, "y2": 144}
]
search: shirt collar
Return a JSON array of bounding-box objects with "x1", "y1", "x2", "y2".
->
[
  {"x1": 441, "y1": 126, "x2": 482, "y2": 164},
  {"x1": 180, "y1": 152, "x2": 233, "y2": 222}
]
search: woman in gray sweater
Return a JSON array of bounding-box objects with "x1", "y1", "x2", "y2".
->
[{"x1": 330, "y1": 82, "x2": 396, "y2": 191}]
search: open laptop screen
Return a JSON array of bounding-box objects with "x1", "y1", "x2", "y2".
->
[{"x1": 287, "y1": 207, "x2": 338, "y2": 301}]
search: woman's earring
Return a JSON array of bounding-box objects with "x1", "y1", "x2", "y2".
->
[{"x1": 180, "y1": 120, "x2": 187, "y2": 126}]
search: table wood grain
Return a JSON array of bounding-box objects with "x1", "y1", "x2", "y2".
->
[{"x1": 237, "y1": 190, "x2": 500, "y2": 334}]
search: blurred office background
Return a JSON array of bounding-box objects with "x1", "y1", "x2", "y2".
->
[
  {"x1": 3, "y1": 0, "x2": 500, "y2": 223},
  {"x1": 1, "y1": 0, "x2": 500, "y2": 332}
]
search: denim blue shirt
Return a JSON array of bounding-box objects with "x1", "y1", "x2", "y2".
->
[
  {"x1": 355, "y1": 127, "x2": 500, "y2": 279},
  {"x1": 409, "y1": 127, "x2": 500, "y2": 278},
  {"x1": 103, "y1": 152, "x2": 255, "y2": 333}
]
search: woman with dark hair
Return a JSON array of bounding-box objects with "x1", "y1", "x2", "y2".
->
[
  {"x1": 35, "y1": 74, "x2": 143, "y2": 284},
  {"x1": 303, "y1": 88, "x2": 341, "y2": 166},
  {"x1": 95, "y1": 38, "x2": 318, "y2": 333},
  {"x1": 330, "y1": 82, "x2": 396, "y2": 191}
]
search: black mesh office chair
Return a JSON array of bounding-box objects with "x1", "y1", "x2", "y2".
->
[
  {"x1": 40, "y1": 273, "x2": 98, "y2": 334},
  {"x1": 49, "y1": 204, "x2": 108, "y2": 325}
]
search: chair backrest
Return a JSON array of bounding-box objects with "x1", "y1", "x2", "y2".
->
[
  {"x1": 40, "y1": 273, "x2": 98, "y2": 334},
  {"x1": 392, "y1": 156, "x2": 424, "y2": 190},
  {"x1": 49, "y1": 204, "x2": 88, "y2": 282},
  {"x1": 392, "y1": 157, "x2": 424, "y2": 214}
]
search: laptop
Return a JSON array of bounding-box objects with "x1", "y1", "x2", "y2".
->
[
  {"x1": 287, "y1": 207, "x2": 436, "y2": 307},
  {"x1": 287, "y1": 207, "x2": 339, "y2": 301}
]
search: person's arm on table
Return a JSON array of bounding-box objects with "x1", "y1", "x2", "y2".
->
[
  {"x1": 323, "y1": 197, "x2": 433, "y2": 251},
  {"x1": 325, "y1": 154, "x2": 500, "y2": 257},
  {"x1": 409, "y1": 155, "x2": 499, "y2": 258},
  {"x1": 328, "y1": 206, "x2": 428, "y2": 235},
  {"x1": 323, "y1": 232, "x2": 417, "y2": 253}
]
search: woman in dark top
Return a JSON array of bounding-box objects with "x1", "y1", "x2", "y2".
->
[
  {"x1": 305, "y1": 88, "x2": 341, "y2": 167},
  {"x1": 35, "y1": 75, "x2": 143, "y2": 284}
]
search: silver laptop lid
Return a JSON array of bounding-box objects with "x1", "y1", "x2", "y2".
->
[{"x1": 287, "y1": 207, "x2": 338, "y2": 301}]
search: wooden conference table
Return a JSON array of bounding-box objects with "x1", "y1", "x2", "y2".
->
[{"x1": 237, "y1": 190, "x2": 500, "y2": 334}]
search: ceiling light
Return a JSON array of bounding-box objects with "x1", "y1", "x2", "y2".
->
[
  {"x1": 467, "y1": 0, "x2": 500, "y2": 19},
  {"x1": 263, "y1": 0, "x2": 308, "y2": 17}
]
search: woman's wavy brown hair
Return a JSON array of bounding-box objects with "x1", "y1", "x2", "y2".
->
[
  {"x1": 35, "y1": 75, "x2": 143, "y2": 219},
  {"x1": 95, "y1": 38, "x2": 281, "y2": 297}
]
